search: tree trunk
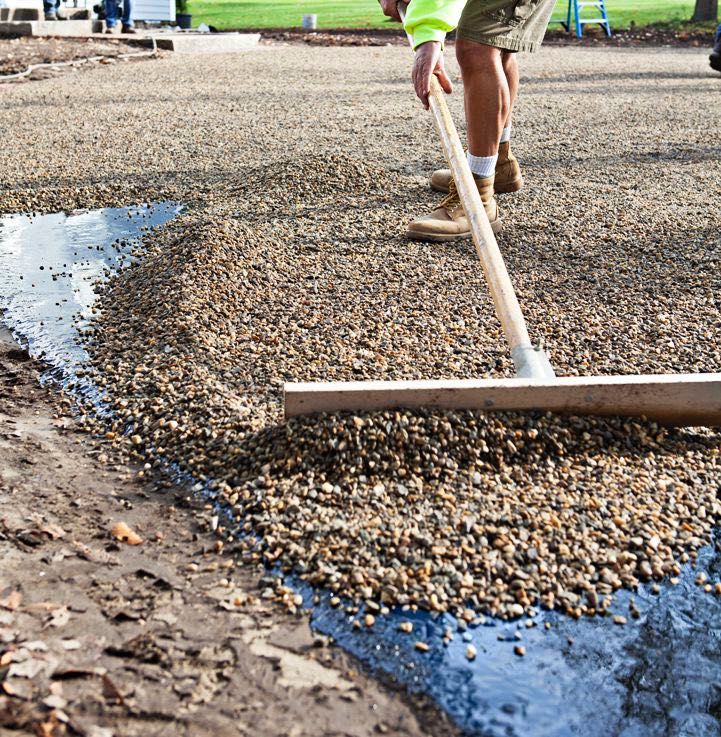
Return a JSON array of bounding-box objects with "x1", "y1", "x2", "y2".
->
[{"x1": 691, "y1": 0, "x2": 718, "y2": 22}]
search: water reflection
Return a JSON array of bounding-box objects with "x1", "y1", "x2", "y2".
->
[
  {"x1": 0, "y1": 203, "x2": 181, "y2": 388},
  {"x1": 309, "y1": 532, "x2": 721, "y2": 737}
]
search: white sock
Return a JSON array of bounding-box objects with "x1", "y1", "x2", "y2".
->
[
  {"x1": 466, "y1": 152, "x2": 498, "y2": 178},
  {"x1": 500, "y1": 125, "x2": 512, "y2": 143}
]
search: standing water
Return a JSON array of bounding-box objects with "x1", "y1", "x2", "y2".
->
[
  {"x1": 1, "y1": 203, "x2": 720, "y2": 737},
  {"x1": 0, "y1": 203, "x2": 181, "y2": 396}
]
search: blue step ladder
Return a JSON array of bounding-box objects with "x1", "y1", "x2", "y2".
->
[{"x1": 559, "y1": 0, "x2": 612, "y2": 38}]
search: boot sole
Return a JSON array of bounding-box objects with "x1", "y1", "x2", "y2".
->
[
  {"x1": 430, "y1": 178, "x2": 523, "y2": 195},
  {"x1": 407, "y1": 217, "x2": 502, "y2": 243}
]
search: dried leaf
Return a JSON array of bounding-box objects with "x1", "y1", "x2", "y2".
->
[
  {"x1": 39, "y1": 524, "x2": 66, "y2": 540},
  {"x1": 8, "y1": 658, "x2": 44, "y2": 679},
  {"x1": 43, "y1": 694, "x2": 67, "y2": 710},
  {"x1": 0, "y1": 651, "x2": 14, "y2": 666},
  {"x1": 0, "y1": 591, "x2": 22, "y2": 611},
  {"x1": 46, "y1": 607, "x2": 70, "y2": 629},
  {"x1": 71, "y1": 541, "x2": 95, "y2": 560},
  {"x1": 101, "y1": 674, "x2": 125, "y2": 705},
  {"x1": 110, "y1": 522, "x2": 142, "y2": 546}
]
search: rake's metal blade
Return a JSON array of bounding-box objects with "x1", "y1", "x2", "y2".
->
[{"x1": 284, "y1": 373, "x2": 721, "y2": 427}]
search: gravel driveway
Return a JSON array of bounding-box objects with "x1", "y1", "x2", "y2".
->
[{"x1": 2, "y1": 40, "x2": 720, "y2": 736}]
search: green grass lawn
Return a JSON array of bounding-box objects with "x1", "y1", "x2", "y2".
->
[{"x1": 187, "y1": 0, "x2": 711, "y2": 31}]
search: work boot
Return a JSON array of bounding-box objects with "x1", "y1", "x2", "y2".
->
[
  {"x1": 430, "y1": 142, "x2": 524, "y2": 195},
  {"x1": 406, "y1": 175, "x2": 501, "y2": 242},
  {"x1": 122, "y1": 24, "x2": 137, "y2": 33}
]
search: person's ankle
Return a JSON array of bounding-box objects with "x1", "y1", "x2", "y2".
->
[{"x1": 467, "y1": 152, "x2": 498, "y2": 179}]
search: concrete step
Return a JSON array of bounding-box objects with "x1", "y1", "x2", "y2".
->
[
  {"x1": 0, "y1": 18, "x2": 101, "y2": 35},
  {"x1": 154, "y1": 32, "x2": 261, "y2": 53},
  {"x1": 0, "y1": 8, "x2": 90, "y2": 20}
]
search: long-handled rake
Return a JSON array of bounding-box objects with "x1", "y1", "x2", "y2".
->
[{"x1": 284, "y1": 7, "x2": 721, "y2": 427}]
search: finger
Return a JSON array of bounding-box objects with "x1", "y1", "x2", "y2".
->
[
  {"x1": 388, "y1": 0, "x2": 402, "y2": 21},
  {"x1": 436, "y1": 69, "x2": 453, "y2": 95},
  {"x1": 379, "y1": 0, "x2": 400, "y2": 21},
  {"x1": 415, "y1": 68, "x2": 432, "y2": 109},
  {"x1": 415, "y1": 79, "x2": 430, "y2": 109}
]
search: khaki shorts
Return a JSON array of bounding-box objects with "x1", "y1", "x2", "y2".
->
[{"x1": 457, "y1": 0, "x2": 557, "y2": 53}]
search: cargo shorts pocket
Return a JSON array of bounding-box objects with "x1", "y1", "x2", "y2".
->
[{"x1": 486, "y1": 0, "x2": 539, "y2": 27}]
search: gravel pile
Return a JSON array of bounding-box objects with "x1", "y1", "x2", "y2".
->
[
  {"x1": 236, "y1": 410, "x2": 720, "y2": 620},
  {"x1": 85, "y1": 194, "x2": 720, "y2": 620},
  {"x1": 3, "y1": 44, "x2": 720, "y2": 621}
]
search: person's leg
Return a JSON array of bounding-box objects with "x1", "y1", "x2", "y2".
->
[
  {"x1": 501, "y1": 51, "x2": 518, "y2": 135},
  {"x1": 121, "y1": 0, "x2": 134, "y2": 29},
  {"x1": 43, "y1": 0, "x2": 58, "y2": 20},
  {"x1": 429, "y1": 47, "x2": 522, "y2": 195},
  {"x1": 496, "y1": 50, "x2": 523, "y2": 192},
  {"x1": 711, "y1": 22, "x2": 721, "y2": 72},
  {"x1": 456, "y1": 38, "x2": 508, "y2": 159},
  {"x1": 407, "y1": 38, "x2": 503, "y2": 242},
  {"x1": 105, "y1": 0, "x2": 117, "y2": 28}
]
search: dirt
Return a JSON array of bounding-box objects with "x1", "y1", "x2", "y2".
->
[
  {"x1": 0, "y1": 326, "x2": 457, "y2": 737},
  {"x1": 258, "y1": 26, "x2": 717, "y2": 49},
  {"x1": 0, "y1": 36, "x2": 156, "y2": 79}
]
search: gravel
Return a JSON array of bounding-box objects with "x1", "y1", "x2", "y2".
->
[{"x1": 2, "y1": 44, "x2": 720, "y2": 621}]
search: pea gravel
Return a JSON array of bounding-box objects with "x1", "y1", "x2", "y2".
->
[{"x1": 2, "y1": 44, "x2": 720, "y2": 621}]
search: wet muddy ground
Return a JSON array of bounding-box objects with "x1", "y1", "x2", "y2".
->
[{"x1": 0, "y1": 333, "x2": 453, "y2": 736}]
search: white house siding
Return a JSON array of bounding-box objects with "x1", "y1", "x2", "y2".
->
[{"x1": 132, "y1": 0, "x2": 174, "y2": 21}]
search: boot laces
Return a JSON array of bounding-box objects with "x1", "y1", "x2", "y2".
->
[{"x1": 439, "y1": 178, "x2": 461, "y2": 211}]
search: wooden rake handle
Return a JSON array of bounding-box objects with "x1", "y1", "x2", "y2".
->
[{"x1": 397, "y1": 3, "x2": 554, "y2": 379}]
